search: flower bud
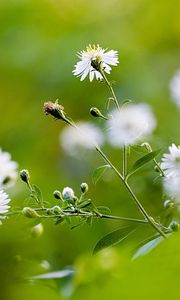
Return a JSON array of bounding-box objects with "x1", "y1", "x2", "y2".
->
[
  {"x1": 53, "y1": 190, "x2": 62, "y2": 200},
  {"x1": 44, "y1": 100, "x2": 66, "y2": 120},
  {"x1": 170, "y1": 221, "x2": 180, "y2": 232},
  {"x1": 62, "y1": 187, "x2": 75, "y2": 200},
  {"x1": 22, "y1": 207, "x2": 39, "y2": 218},
  {"x1": 52, "y1": 205, "x2": 62, "y2": 214},
  {"x1": 164, "y1": 200, "x2": 174, "y2": 209},
  {"x1": 80, "y1": 182, "x2": 88, "y2": 194},
  {"x1": 90, "y1": 107, "x2": 107, "y2": 120},
  {"x1": 31, "y1": 223, "x2": 44, "y2": 238},
  {"x1": 20, "y1": 169, "x2": 30, "y2": 183}
]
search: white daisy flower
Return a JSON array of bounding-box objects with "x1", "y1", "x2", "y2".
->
[
  {"x1": 73, "y1": 44, "x2": 119, "y2": 82},
  {"x1": 161, "y1": 144, "x2": 180, "y2": 177},
  {"x1": 0, "y1": 148, "x2": 18, "y2": 188},
  {"x1": 0, "y1": 190, "x2": 11, "y2": 215},
  {"x1": 163, "y1": 176, "x2": 180, "y2": 202},
  {"x1": 170, "y1": 70, "x2": 180, "y2": 107},
  {"x1": 107, "y1": 103, "x2": 156, "y2": 147},
  {"x1": 60, "y1": 122, "x2": 104, "y2": 157}
]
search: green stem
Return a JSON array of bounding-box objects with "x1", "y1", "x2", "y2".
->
[
  {"x1": 123, "y1": 145, "x2": 127, "y2": 178},
  {"x1": 100, "y1": 69, "x2": 120, "y2": 110},
  {"x1": 95, "y1": 145, "x2": 166, "y2": 238}
]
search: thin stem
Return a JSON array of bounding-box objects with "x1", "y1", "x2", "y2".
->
[
  {"x1": 123, "y1": 145, "x2": 127, "y2": 178},
  {"x1": 100, "y1": 214, "x2": 147, "y2": 224},
  {"x1": 37, "y1": 211, "x2": 148, "y2": 224},
  {"x1": 95, "y1": 145, "x2": 166, "y2": 238},
  {"x1": 100, "y1": 69, "x2": 120, "y2": 110}
]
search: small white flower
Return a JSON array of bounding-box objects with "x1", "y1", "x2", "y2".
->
[
  {"x1": 0, "y1": 190, "x2": 11, "y2": 215},
  {"x1": 60, "y1": 122, "x2": 104, "y2": 157},
  {"x1": 62, "y1": 187, "x2": 75, "y2": 200},
  {"x1": 170, "y1": 70, "x2": 180, "y2": 107},
  {"x1": 0, "y1": 148, "x2": 18, "y2": 188},
  {"x1": 163, "y1": 176, "x2": 180, "y2": 202},
  {"x1": 161, "y1": 144, "x2": 180, "y2": 177},
  {"x1": 73, "y1": 44, "x2": 119, "y2": 82},
  {"x1": 107, "y1": 103, "x2": 156, "y2": 147}
]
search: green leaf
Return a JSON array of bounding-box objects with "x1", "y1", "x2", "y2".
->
[
  {"x1": 97, "y1": 206, "x2": 111, "y2": 214},
  {"x1": 93, "y1": 226, "x2": 136, "y2": 255},
  {"x1": 77, "y1": 199, "x2": 92, "y2": 209},
  {"x1": 132, "y1": 235, "x2": 164, "y2": 260},
  {"x1": 127, "y1": 149, "x2": 161, "y2": 178},
  {"x1": 92, "y1": 165, "x2": 111, "y2": 185},
  {"x1": 131, "y1": 144, "x2": 148, "y2": 155},
  {"x1": 31, "y1": 269, "x2": 74, "y2": 280},
  {"x1": 31, "y1": 184, "x2": 44, "y2": 207},
  {"x1": 121, "y1": 99, "x2": 132, "y2": 106}
]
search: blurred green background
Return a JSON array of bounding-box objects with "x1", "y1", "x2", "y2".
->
[{"x1": 0, "y1": 0, "x2": 180, "y2": 299}]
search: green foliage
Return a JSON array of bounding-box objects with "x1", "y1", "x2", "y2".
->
[
  {"x1": 127, "y1": 149, "x2": 161, "y2": 179},
  {"x1": 92, "y1": 165, "x2": 111, "y2": 185},
  {"x1": 93, "y1": 226, "x2": 136, "y2": 254}
]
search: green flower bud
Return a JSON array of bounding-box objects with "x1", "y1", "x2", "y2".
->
[
  {"x1": 80, "y1": 182, "x2": 88, "y2": 194},
  {"x1": 52, "y1": 205, "x2": 62, "y2": 214},
  {"x1": 31, "y1": 223, "x2": 44, "y2": 238},
  {"x1": 164, "y1": 200, "x2": 174, "y2": 209},
  {"x1": 90, "y1": 107, "x2": 108, "y2": 120},
  {"x1": 170, "y1": 221, "x2": 180, "y2": 232},
  {"x1": 53, "y1": 190, "x2": 62, "y2": 200},
  {"x1": 22, "y1": 207, "x2": 39, "y2": 218},
  {"x1": 46, "y1": 208, "x2": 54, "y2": 215},
  {"x1": 20, "y1": 169, "x2": 30, "y2": 183}
]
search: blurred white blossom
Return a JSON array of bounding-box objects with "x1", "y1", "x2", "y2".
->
[
  {"x1": 73, "y1": 44, "x2": 119, "y2": 82},
  {"x1": 0, "y1": 190, "x2": 11, "y2": 215},
  {"x1": 107, "y1": 103, "x2": 156, "y2": 147},
  {"x1": 161, "y1": 144, "x2": 180, "y2": 178},
  {"x1": 0, "y1": 148, "x2": 18, "y2": 188},
  {"x1": 163, "y1": 176, "x2": 180, "y2": 202},
  {"x1": 60, "y1": 122, "x2": 104, "y2": 156},
  {"x1": 170, "y1": 70, "x2": 180, "y2": 107}
]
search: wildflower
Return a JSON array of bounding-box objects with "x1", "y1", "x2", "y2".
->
[
  {"x1": 170, "y1": 70, "x2": 180, "y2": 107},
  {"x1": 107, "y1": 103, "x2": 156, "y2": 147},
  {"x1": 161, "y1": 144, "x2": 180, "y2": 177},
  {"x1": 60, "y1": 121, "x2": 104, "y2": 156},
  {"x1": 62, "y1": 187, "x2": 75, "y2": 200},
  {"x1": 73, "y1": 44, "x2": 119, "y2": 82},
  {"x1": 0, "y1": 149, "x2": 18, "y2": 188},
  {"x1": 0, "y1": 190, "x2": 11, "y2": 215}
]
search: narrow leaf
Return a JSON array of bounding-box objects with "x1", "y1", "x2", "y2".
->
[
  {"x1": 127, "y1": 149, "x2": 161, "y2": 178},
  {"x1": 31, "y1": 269, "x2": 74, "y2": 280},
  {"x1": 132, "y1": 235, "x2": 163, "y2": 260},
  {"x1": 92, "y1": 165, "x2": 111, "y2": 185},
  {"x1": 97, "y1": 206, "x2": 111, "y2": 214},
  {"x1": 93, "y1": 226, "x2": 136, "y2": 254},
  {"x1": 31, "y1": 184, "x2": 44, "y2": 207},
  {"x1": 131, "y1": 144, "x2": 148, "y2": 155}
]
